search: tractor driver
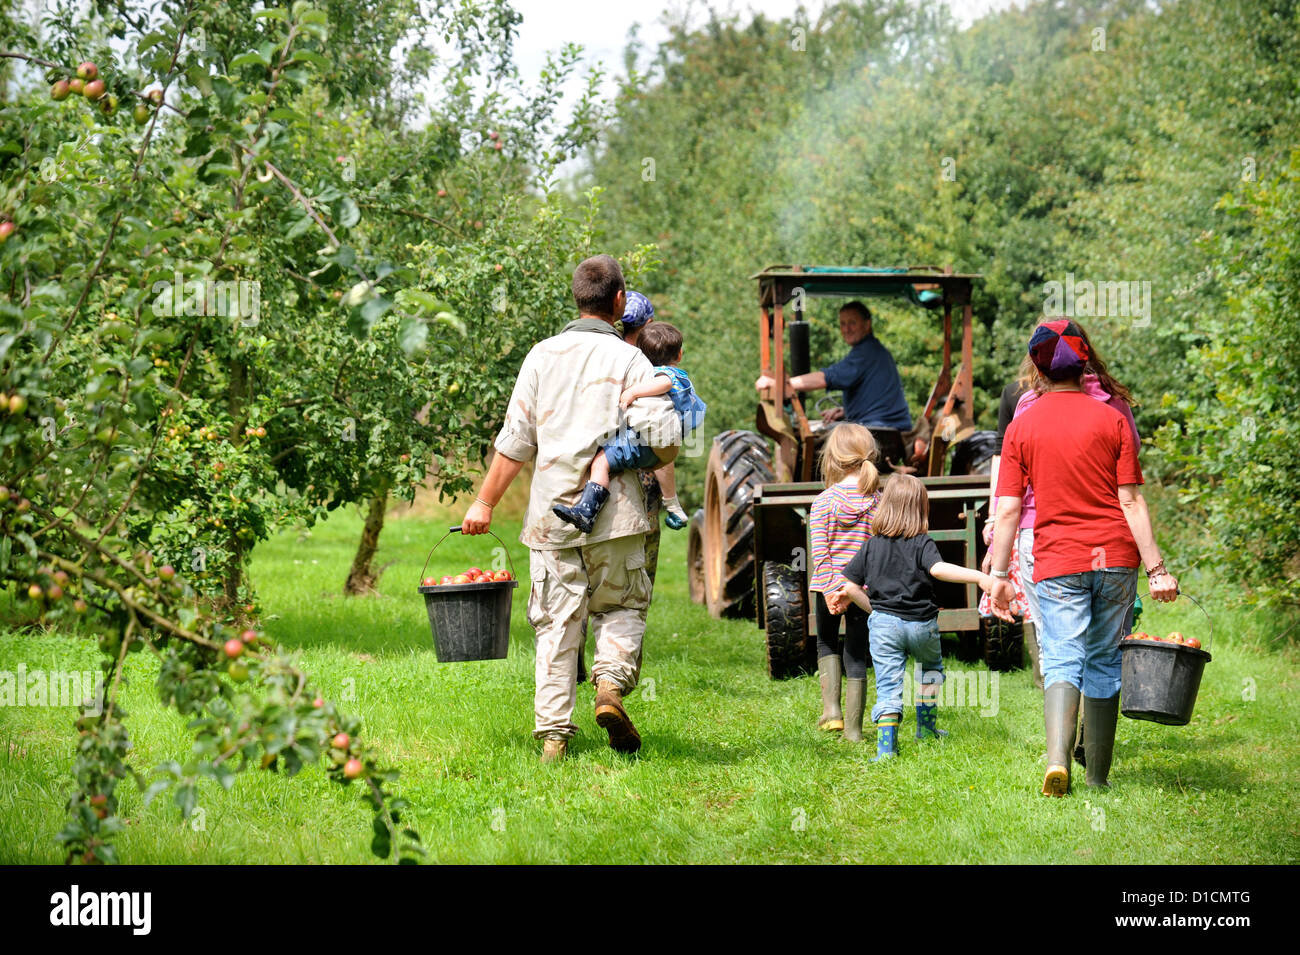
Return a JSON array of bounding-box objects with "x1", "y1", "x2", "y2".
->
[{"x1": 754, "y1": 300, "x2": 912, "y2": 431}]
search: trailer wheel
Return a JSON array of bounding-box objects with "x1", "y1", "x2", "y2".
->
[
  {"x1": 686, "y1": 508, "x2": 706, "y2": 604},
  {"x1": 703, "y1": 430, "x2": 775, "y2": 619},
  {"x1": 763, "y1": 562, "x2": 811, "y2": 679}
]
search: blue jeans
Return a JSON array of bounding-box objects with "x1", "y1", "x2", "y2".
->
[
  {"x1": 1034, "y1": 568, "x2": 1137, "y2": 698},
  {"x1": 868, "y1": 611, "x2": 944, "y2": 723}
]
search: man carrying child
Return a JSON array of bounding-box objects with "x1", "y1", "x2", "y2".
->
[{"x1": 460, "y1": 255, "x2": 682, "y2": 763}]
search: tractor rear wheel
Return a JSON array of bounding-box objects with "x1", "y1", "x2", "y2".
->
[
  {"x1": 763, "y1": 562, "x2": 811, "y2": 679},
  {"x1": 686, "y1": 508, "x2": 706, "y2": 604},
  {"x1": 703, "y1": 430, "x2": 775, "y2": 619}
]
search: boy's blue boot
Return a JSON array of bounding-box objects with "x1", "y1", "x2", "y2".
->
[
  {"x1": 915, "y1": 699, "x2": 948, "y2": 740},
  {"x1": 552, "y1": 482, "x2": 609, "y2": 534},
  {"x1": 871, "y1": 716, "x2": 899, "y2": 763}
]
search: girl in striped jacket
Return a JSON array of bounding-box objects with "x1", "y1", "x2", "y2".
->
[{"x1": 808, "y1": 423, "x2": 881, "y2": 741}]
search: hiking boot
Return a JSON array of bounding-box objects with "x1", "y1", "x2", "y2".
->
[
  {"x1": 817, "y1": 654, "x2": 844, "y2": 731},
  {"x1": 1043, "y1": 681, "x2": 1080, "y2": 796},
  {"x1": 552, "y1": 481, "x2": 610, "y2": 534},
  {"x1": 594, "y1": 679, "x2": 641, "y2": 753},
  {"x1": 540, "y1": 739, "x2": 567, "y2": 764}
]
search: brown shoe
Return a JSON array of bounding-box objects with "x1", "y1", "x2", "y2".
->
[
  {"x1": 594, "y1": 680, "x2": 642, "y2": 753},
  {"x1": 541, "y1": 739, "x2": 567, "y2": 764}
]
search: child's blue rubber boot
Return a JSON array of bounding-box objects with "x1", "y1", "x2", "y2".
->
[
  {"x1": 915, "y1": 699, "x2": 948, "y2": 740},
  {"x1": 871, "y1": 716, "x2": 899, "y2": 763},
  {"x1": 552, "y1": 482, "x2": 609, "y2": 534}
]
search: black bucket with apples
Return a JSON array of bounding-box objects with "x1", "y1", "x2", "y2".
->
[
  {"x1": 1120, "y1": 591, "x2": 1212, "y2": 726},
  {"x1": 417, "y1": 527, "x2": 518, "y2": 662}
]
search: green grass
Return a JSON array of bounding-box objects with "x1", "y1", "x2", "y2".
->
[{"x1": 2, "y1": 507, "x2": 1298, "y2": 863}]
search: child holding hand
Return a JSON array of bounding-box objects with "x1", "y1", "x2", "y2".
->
[
  {"x1": 553, "y1": 319, "x2": 705, "y2": 533},
  {"x1": 829, "y1": 473, "x2": 996, "y2": 761},
  {"x1": 808, "y1": 424, "x2": 881, "y2": 741}
]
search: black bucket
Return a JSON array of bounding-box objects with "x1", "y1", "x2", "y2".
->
[
  {"x1": 417, "y1": 527, "x2": 519, "y2": 662},
  {"x1": 1120, "y1": 591, "x2": 1212, "y2": 726}
]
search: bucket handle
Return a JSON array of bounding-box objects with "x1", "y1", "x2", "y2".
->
[
  {"x1": 1136, "y1": 588, "x2": 1212, "y2": 651},
  {"x1": 418, "y1": 526, "x2": 518, "y2": 584}
]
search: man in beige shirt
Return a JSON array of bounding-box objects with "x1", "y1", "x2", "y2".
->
[{"x1": 461, "y1": 255, "x2": 681, "y2": 762}]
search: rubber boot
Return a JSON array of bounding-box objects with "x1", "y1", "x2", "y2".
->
[
  {"x1": 842, "y1": 678, "x2": 866, "y2": 742},
  {"x1": 552, "y1": 481, "x2": 610, "y2": 534},
  {"x1": 871, "y1": 715, "x2": 900, "y2": 763},
  {"x1": 1083, "y1": 694, "x2": 1120, "y2": 788},
  {"x1": 1075, "y1": 711, "x2": 1087, "y2": 768},
  {"x1": 915, "y1": 696, "x2": 948, "y2": 741},
  {"x1": 1025, "y1": 622, "x2": 1044, "y2": 690},
  {"x1": 1042, "y1": 681, "x2": 1080, "y2": 796},
  {"x1": 817, "y1": 654, "x2": 844, "y2": 731}
]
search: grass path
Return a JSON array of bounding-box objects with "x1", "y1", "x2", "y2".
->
[{"x1": 2, "y1": 508, "x2": 1297, "y2": 863}]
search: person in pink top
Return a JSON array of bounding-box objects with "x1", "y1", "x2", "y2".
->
[{"x1": 808, "y1": 423, "x2": 881, "y2": 741}]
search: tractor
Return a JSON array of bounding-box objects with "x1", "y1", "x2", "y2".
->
[{"x1": 686, "y1": 266, "x2": 1016, "y2": 679}]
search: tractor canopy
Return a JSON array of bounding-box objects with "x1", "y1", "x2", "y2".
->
[{"x1": 750, "y1": 265, "x2": 980, "y2": 310}]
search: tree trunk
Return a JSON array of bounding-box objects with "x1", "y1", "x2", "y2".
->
[{"x1": 344, "y1": 492, "x2": 388, "y2": 595}]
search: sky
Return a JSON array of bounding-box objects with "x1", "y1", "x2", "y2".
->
[{"x1": 506, "y1": 0, "x2": 1023, "y2": 100}]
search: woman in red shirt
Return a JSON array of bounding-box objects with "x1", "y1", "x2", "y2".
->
[{"x1": 988, "y1": 319, "x2": 1179, "y2": 796}]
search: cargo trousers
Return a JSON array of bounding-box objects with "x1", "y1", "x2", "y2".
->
[{"x1": 528, "y1": 533, "x2": 652, "y2": 740}]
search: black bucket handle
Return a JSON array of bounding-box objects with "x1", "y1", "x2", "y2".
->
[
  {"x1": 418, "y1": 525, "x2": 518, "y2": 584},
  {"x1": 1137, "y1": 588, "x2": 1212, "y2": 651}
]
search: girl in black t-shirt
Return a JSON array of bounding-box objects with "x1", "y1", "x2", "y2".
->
[{"x1": 829, "y1": 474, "x2": 997, "y2": 761}]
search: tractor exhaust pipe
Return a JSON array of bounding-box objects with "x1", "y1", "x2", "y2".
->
[{"x1": 789, "y1": 320, "x2": 810, "y2": 379}]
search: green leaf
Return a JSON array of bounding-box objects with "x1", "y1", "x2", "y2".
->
[
  {"x1": 285, "y1": 215, "x2": 315, "y2": 241},
  {"x1": 361, "y1": 296, "x2": 392, "y2": 324},
  {"x1": 337, "y1": 197, "x2": 360, "y2": 229},
  {"x1": 230, "y1": 50, "x2": 272, "y2": 70},
  {"x1": 399, "y1": 317, "x2": 428, "y2": 355},
  {"x1": 291, "y1": 50, "x2": 330, "y2": 69},
  {"x1": 141, "y1": 779, "x2": 171, "y2": 807}
]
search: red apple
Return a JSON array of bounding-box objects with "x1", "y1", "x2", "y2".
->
[
  {"x1": 467, "y1": 567, "x2": 482, "y2": 578},
  {"x1": 312, "y1": 696, "x2": 325, "y2": 708},
  {"x1": 51, "y1": 80, "x2": 71, "y2": 100},
  {"x1": 421, "y1": 576, "x2": 437, "y2": 586},
  {"x1": 28, "y1": 584, "x2": 43, "y2": 601},
  {"x1": 67, "y1": 78, "x2": 84, "y2": 95},
  {"x1": 437, "y1": 188, "x2": 447, "y2": 197},
  {"x1": 332, "y1": 732, "x2": 350, "y2": 749},
  {"x1": 82, "y1": 78, "x2": 106, "y2": 101},
  {"x1": 440, "y1": 575, "x2": 454, "y2": 585},
  {"x1": 1185, "y1": 637, "x2": 1202, "y2": 650},
  {"x1": 223, "y1": 638, "x2": 244, "y2": 658},
  {"x1": 76, "y1": 61, "x2": 98, "y2": 81},
  {"x1": 452, "y1": 574, "x2": 470, "y2": 584},
  {"x1": 159, "y1": 565, "x2": 176, "y2": 581},
  {"x1": 343, "y1": 758, "x2": 363, "y2": 779},
  {"x1": 1167, "y1": 631, "x2": 1184, "y2": 644}
]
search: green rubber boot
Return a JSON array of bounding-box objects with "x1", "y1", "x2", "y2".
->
[
  {"x1": 817, "y1": 654, "x2": 843, "y2": 731},
  {"x1": 843, "y1": 678, "x2": 866, "y2": 742},
  {"x1": 1083, "y1": 694, "x2": 1120, "y2": 788},
  {"x1": 1042, "y1": 681, "x2": 1080, "y2": 796}
]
